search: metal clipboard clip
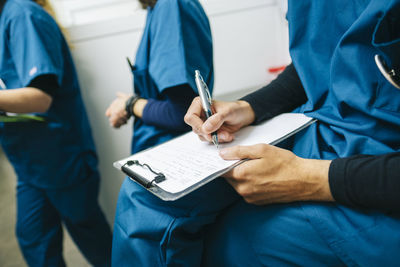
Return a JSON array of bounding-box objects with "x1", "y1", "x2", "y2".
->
[
  {"x1": 121, "y1": 160, "x2": 166, "y2": 189},
  {"x1": 375, "y1": 54, "x2": 400, "y2": 89}
]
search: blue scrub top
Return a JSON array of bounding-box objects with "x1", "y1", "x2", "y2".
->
[
  {"x1": 286, "y1": 0, "x2": 400, "y2": 264},
  {"x1": 288, "y1": 0, "x2": 400, "y2": 159},
  {"x1": 0, "y1": 0, "x2": 98, "y2": 189},
  {"x1": 131, "y1": 0, "x2": 213, "y2": 153}
]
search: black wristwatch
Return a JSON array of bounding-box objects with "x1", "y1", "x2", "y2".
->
[{"x1": 125, "y1": 95, "x2": 141, "y2": 119}]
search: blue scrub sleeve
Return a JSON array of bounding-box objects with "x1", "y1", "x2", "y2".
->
[
  {"x1": 148, "y1": 0, "x2": 213, "y2": 93},
  {"x1": 141, "y1": 84, "x2": 196, "y2": 131},
  {"x1": 8, "y1": 11, "x2": 64, "y2": 87}
]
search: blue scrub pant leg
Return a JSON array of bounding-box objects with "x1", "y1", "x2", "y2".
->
[
  {"x1": 203, "y1": 201, "x2": 345, "y2": 267},
  {"x1": 16, "y1": 172, "x2": 112, "y2": 267},
  {"x1": 47, "y1": 170, "x2": 112, "y2": 267},
  {"x1": 16, "y1": 182, "x2": 66, "y2": 267},
  {"x1": 112, "y1": 177, "x2": 240, "y2": 267}
]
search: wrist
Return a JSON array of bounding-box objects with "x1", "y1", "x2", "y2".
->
[
  {"x1": 132, "y1": 98, "x2": 148, "y2": 118},
  {"x1": 297, "y1": 158, "x2": 334, "y2": 202},
  {"x1": 236, "y1": 100, "x2": 256, "y2": 126},
  {"x1": 125, "y1": 95, "x2": 141, "y2": 119}
]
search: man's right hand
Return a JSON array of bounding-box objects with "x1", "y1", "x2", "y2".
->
[{"x1": 184, "y1": 97, "x2": 256, "y2": 143}]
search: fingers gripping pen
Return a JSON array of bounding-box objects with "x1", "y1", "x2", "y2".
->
[{"x1": 195, "y1": 70, "x2": 219, "y2": 148}]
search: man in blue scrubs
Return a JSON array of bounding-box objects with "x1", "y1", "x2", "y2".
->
[
  {"x1": 185, "y1": 0, "x2": 400, "y2": 265},
  {"x1": 0, "y1": 0, "x2": 112, "y2": 266}
]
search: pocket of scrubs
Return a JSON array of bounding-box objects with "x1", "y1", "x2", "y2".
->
[
  {"x1": 132, "y1": 67, "x2": 160, "y2": 98},
  {"x1": 372, "y1": 4, "x2": 400, "y2": 69},
  {"x1": 373, "y1": 77, "x2": 400, "y2": 112},
  {"x1": 371, "y1": 5, "x2": 400, "y2": 111}
]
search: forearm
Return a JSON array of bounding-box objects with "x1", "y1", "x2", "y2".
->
[
  {"x1": 329, "y1": 152, "x2": 400, "y2": 212},
  {"x1": 241, "y1": 63, "x2": 307, "y2": 124},
  {"x1": 0, "y1": 87, "x2": 52, "y2": 113},
  {"x1": 297, "y1": 157, "x2": 334, "y2": 202},
  {"x1": 135, "y1": 84, "x2": 197, "y2": 131}
]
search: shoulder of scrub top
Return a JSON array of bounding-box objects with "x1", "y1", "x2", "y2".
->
[
  {"x1": 150, "y1": 0, "x2": 210, "y2": 36},
  {"x1": 151, "y1": 0, "x2": 199, "y2": 12},
  {"x1": 2, "y1": 0, "x2": 52, "y2": 27}
]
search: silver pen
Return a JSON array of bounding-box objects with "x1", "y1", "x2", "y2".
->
[
  {"x1": 195, "y1": 70, "x2": 219, "y2": 148},
  {"x1": 0, "y1": 78, "x2": 6, "y2": 90}
]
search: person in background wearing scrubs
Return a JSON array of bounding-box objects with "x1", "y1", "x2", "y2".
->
[
  {"x1": 105, "y1": 0, "x2": 240, "y2": 265},
  {"x1": 184, "y1": 0, "x2": 400, "y2": 265},
  {"x1": 0, "y1": 0, "x2": 112, "y2": 266}
]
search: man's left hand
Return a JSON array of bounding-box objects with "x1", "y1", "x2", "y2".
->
[{"x1": 220, "y1": 144, "x2": 333, "y2": 205}]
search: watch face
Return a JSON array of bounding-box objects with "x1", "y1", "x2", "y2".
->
[{"x1": 375, "y1": 54, "x2": 400, "y2": 89}]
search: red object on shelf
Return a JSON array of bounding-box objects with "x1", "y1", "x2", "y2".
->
[{"x1": 268, "y1": 65, "x2": 286, "y2": 74}]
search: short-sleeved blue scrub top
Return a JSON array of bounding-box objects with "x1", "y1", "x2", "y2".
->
[
  {"x1": 130, "y1": 0, "x2": 213, "y2": 153},
  {"x1": 286, "y1": 0, "x2": 400, "y2": 264},
  {"x1": 0, "y1": 0, "x2": 98, "y2": 189}
]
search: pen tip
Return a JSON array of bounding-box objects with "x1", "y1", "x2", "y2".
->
[{"x1": 212, "y1": 136, "x2": 219, "y2": 149}]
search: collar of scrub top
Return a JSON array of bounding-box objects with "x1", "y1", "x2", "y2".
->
[{"x1": 375, "y1": 54, "x2": 400, "y2": 89}]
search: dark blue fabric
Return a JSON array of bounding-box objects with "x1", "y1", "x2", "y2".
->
[
  {"x1": 16, "y1": 171, "x2": 112, "y2": 267},
  {"x1": 0, "y1": 0, "x2": 98, "y2": 189},
  {"x1": 141, "y1": 84, "x2": 196, "y2": 131},
  {"x1": 130, "y1": 0, "x2": 213, "y2": 153}
]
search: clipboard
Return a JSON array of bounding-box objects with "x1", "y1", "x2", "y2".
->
[
  {"x1": 114, "y1": 113, "x2": 316, "y2": 201},
  {"x1": 0, "y1": 113, "x2": 45, "y2": 122}
]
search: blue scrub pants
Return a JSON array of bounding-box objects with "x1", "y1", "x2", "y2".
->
[
  {"x1": 16, "y1": 170, "x2": 112, "y2": 267},
  {"x1": 203, "y1": 200, "x2": 400, "y2": 266},
  {"x1": 203, "y1": 202, "x2": 345, "y2": 266},
  {"x1": 112, "y1": 177, "x2": 239, "y2": 266},
  {"x1": 114, "y1": 177, "x2": 400, "y2": 266}
]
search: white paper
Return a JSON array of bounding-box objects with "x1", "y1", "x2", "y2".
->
[{"x1": 115, "y1": 113, "x2": 314, "y2": 194}]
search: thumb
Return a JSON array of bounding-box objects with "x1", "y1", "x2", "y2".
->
[
  {"x1": 105, "y1": 107, "x2": 111, "y2": 117},
  {"x1": 202, "y1": 112, "x2": 224, "y2": 134},
  {"x1": 219, "y1": 144, "x2": 269, "y2": 160}
]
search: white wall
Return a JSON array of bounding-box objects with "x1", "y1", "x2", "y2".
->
[
  {"x1": 65, "y1": 0, "x2": 290, "y2": 224},
  {"x1": 49, "y1": 0, "x2": 138, "y2": 26}
]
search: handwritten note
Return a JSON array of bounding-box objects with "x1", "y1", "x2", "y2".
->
[{"x1": 115, "y1": 113, "x2": 314, "y2": 194}]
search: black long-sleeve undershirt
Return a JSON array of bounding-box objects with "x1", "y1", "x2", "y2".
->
[
  {"x1": 27, "y1": 74, "x2": 58, "y2": 97},
  {"x1": 241, "y1": 63, "x2": 400, "y2": 212},
  {"x1": 241, "y1": 64, "x2": 307, "y2": 123},
  {"x1": 329, "y1": 153, "x2": 400, "y2": 212}
]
